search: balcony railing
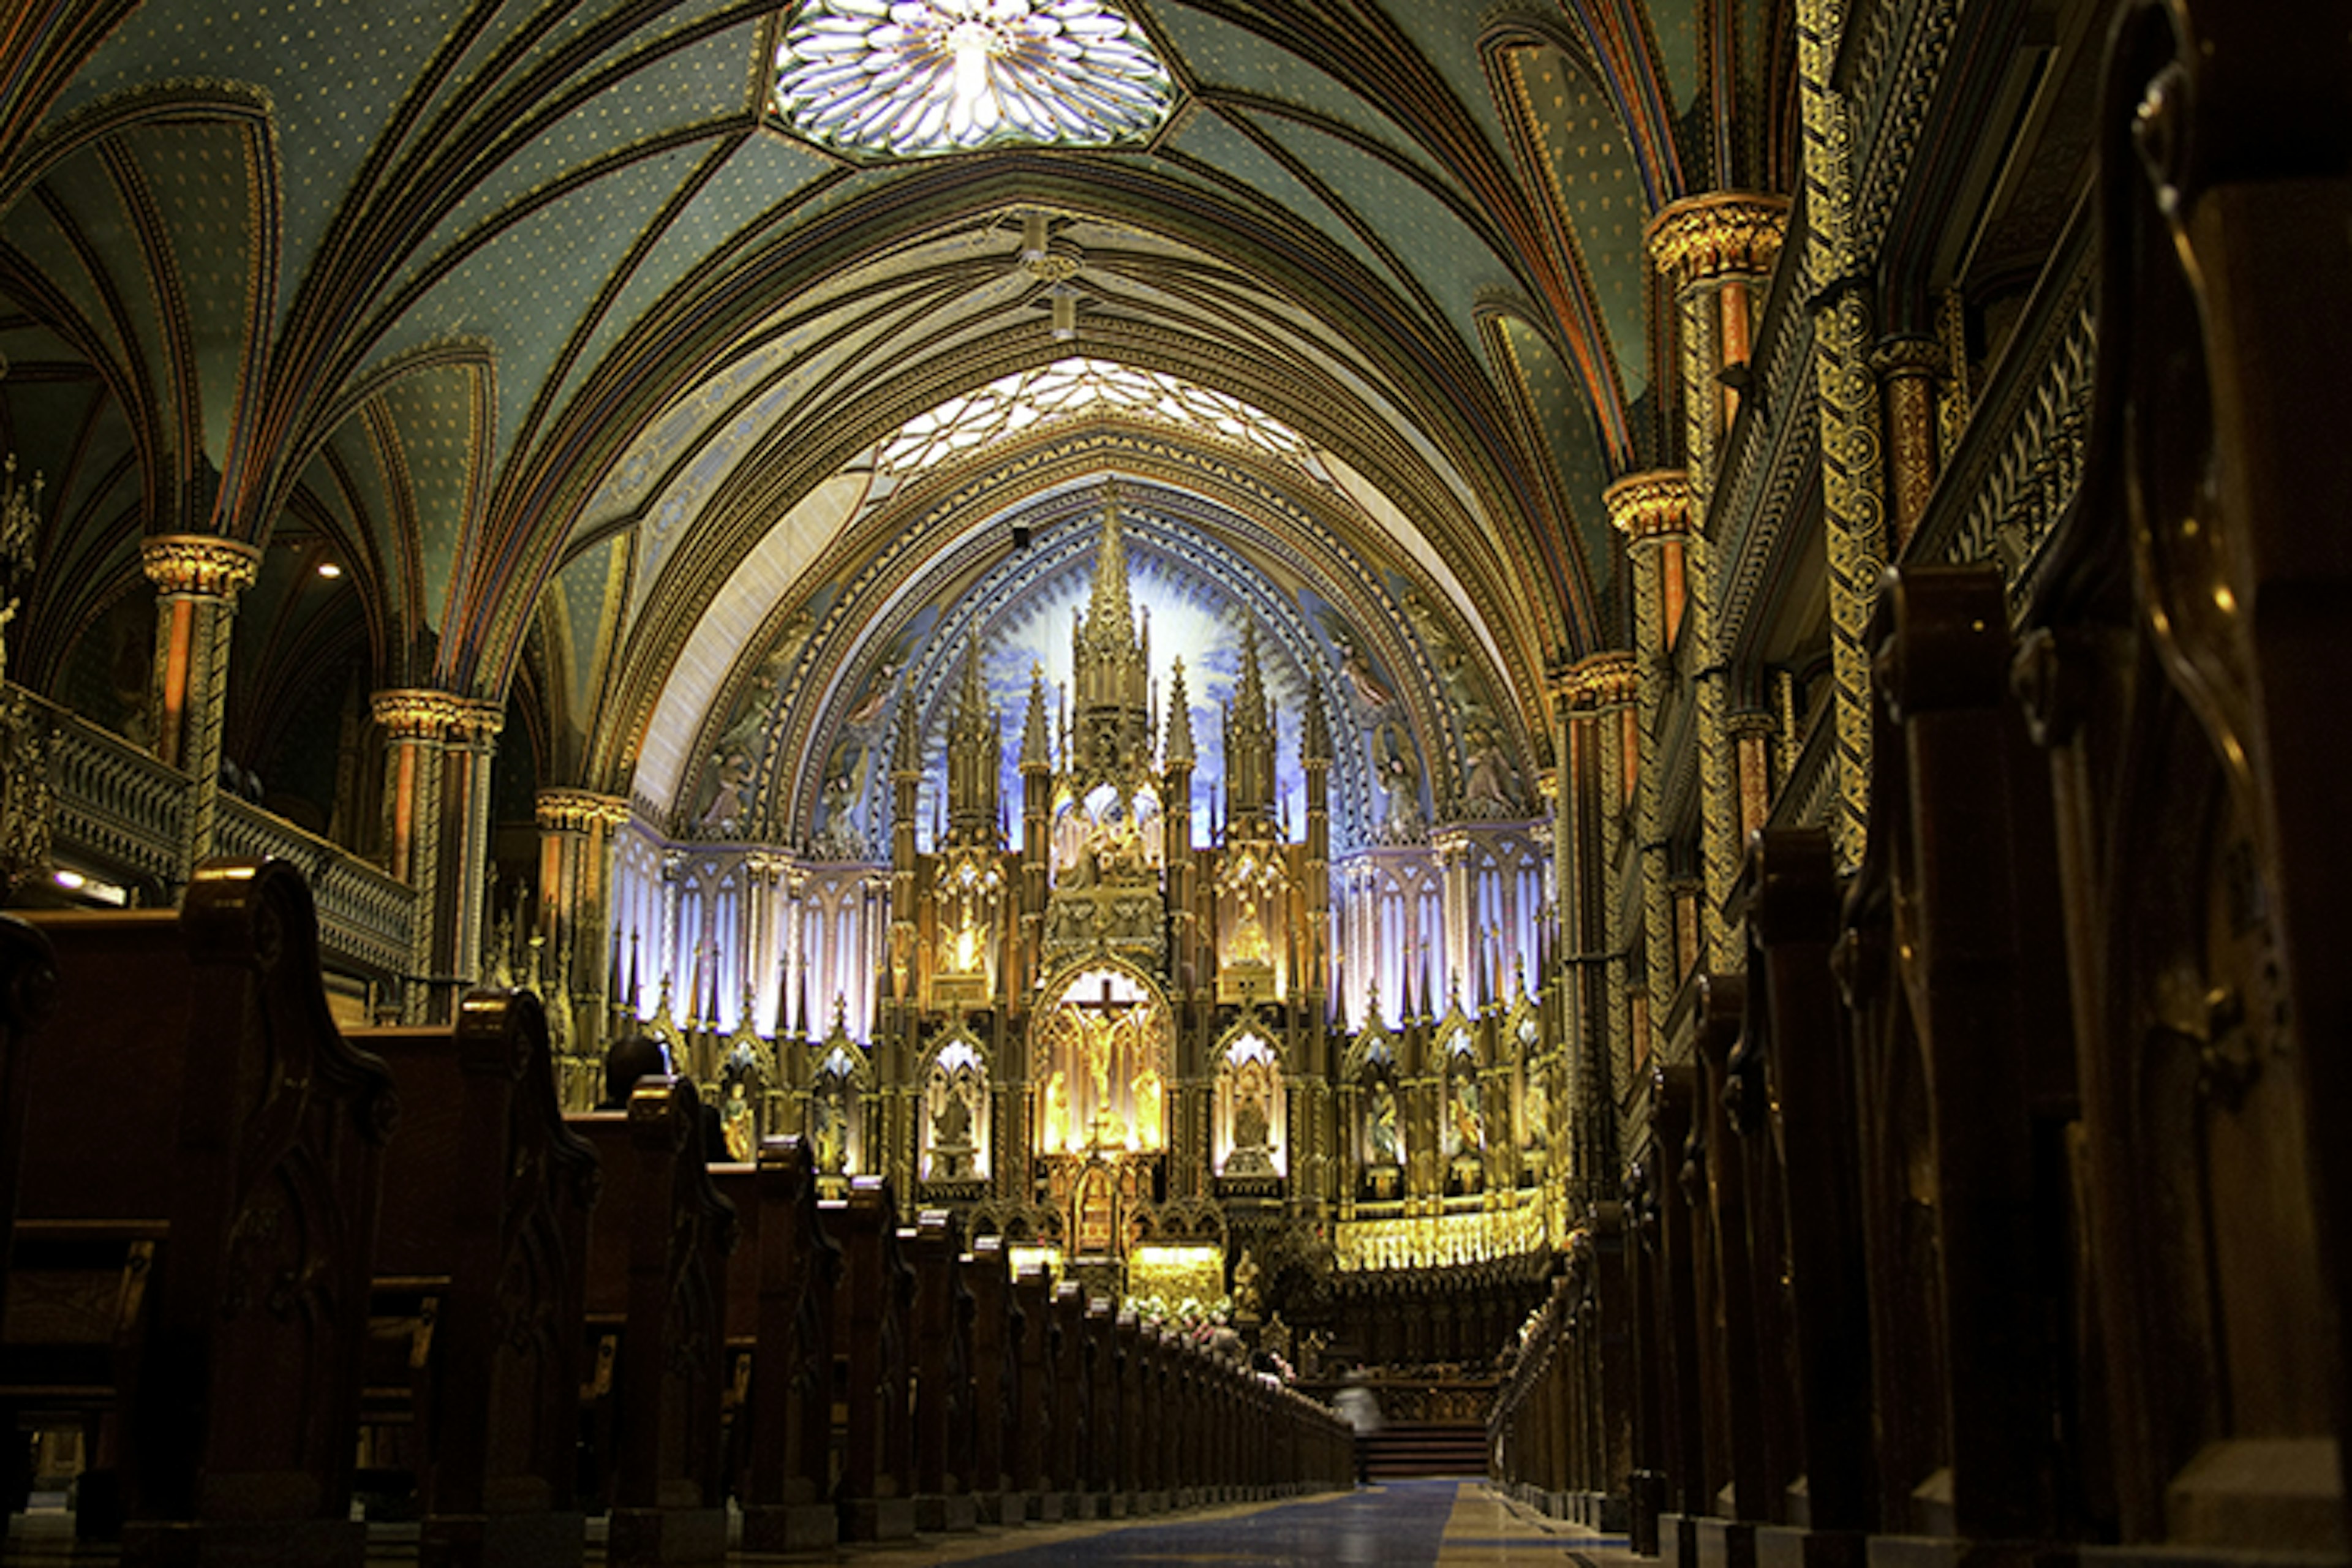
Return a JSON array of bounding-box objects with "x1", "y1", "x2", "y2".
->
[{"x1": 27, "y1": 686, "x2": 415, "y2": 978}]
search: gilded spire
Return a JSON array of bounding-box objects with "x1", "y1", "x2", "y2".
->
[
  {"x1": 1224, "y1": 620, "x2": 1276, "y2": 823},
  {"x1": 1164, "y1": 655, "x2": 1196, "y2": 770},
  {"x1": 1084, "y1": 485, "x2": 1135, "y2": 647},
  {"x1": 1020, "y1": 662, "x2": 1052, "y2": 771},
  {"x1": 1302, "y1": 688, "x2": 1332, "y2": 764},
  {"x1": 946, "y1": 640, "x2": 1001, "y2": 837}
]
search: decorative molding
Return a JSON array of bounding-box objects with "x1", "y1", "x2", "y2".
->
[
  {"x1": 369, "y1": 688, "x2": 467, "y2": 741},
  {"x1": 537, "y1": 788, "x2": 632, "y2": 834},
  {"x1": 1604, "y1": 471, "x2": 1693, "y2": 542},
  {"x1": 1645, "y1": 194, "x2": 1791, "y2": 291},
  {"x1": 140, "y1": 534, "x2": 260, "y2": 600}
]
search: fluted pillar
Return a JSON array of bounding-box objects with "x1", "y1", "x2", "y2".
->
[
  {"x1": 1606, "y1": 473, "x2": 1692, "y2": 1057},
  {"x1": 141, "y1": 535, "x2": 260, "y2": 876}
]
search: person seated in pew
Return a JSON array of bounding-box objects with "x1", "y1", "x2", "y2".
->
[{"x1": 600, "y1": 1032, "x2": 669, "y2": 1109}]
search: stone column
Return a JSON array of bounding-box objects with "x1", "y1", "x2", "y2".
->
[
  {"x1": 1728, "y1": 711, "x2": 1779, "y2": 843},
  {"x1": 1798, "y1": 0, "x2": 1888, "y2": 870},
  {"x1": 1605, "y1": 472, "x2": 1692, "y2": 1058},
  {"x1": 1645, "y1": 195, "x2": 1788, "y2": 970},
  {"x1": 445, "y1": 698, "x2": 503, "y2": 993},
  {"x1": 141, "y1": 535, "x2": 260, "y2": 877},
  {"x1": 372, "y1": 688, "x2": 461, "y2": 1022},
  {"x1": 537, "y1": 786, "x2": 630, "y2": 1068},
  {"x1": 1874, "y1": 333, "x2": 1947, "y2": 553},
  {"x1": 1561, "y1": 652, "x2": 1637, "y2": 1188}
]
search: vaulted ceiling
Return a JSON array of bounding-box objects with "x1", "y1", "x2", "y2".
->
[{"x1": 0, "y1": 0, "x2": 1796, "y2": 815}]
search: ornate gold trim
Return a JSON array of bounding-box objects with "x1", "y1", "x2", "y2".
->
[
  {"x1": 1603, "y1": 471, "x2": 1692, "y2": 541},
  {"x1": 1558, "y1": 650, "x2": 1639, "y2": 709},
  {"x1": 536, "y1": 788, "x2": 631, "y2": 832},
  {"x1": 1645, "y1": 192, "x2": 1791, "y2": 290},
  {"x1": 370, "y1": 688, "x2": 466, "y2": 741},
  {"x1": 140, "y1": 534, "x2": 260, "y2": 599}
]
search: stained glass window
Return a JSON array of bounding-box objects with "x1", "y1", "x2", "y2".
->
[
  {"x1": 876, "y1": 357, "x2": 1306, "y2": 478},
  {"x1": 777, "y1": 0, "x2": 1175, "y2": 158}
]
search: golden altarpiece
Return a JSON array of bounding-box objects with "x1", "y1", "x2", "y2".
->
[{"x1": 602, "y1": 494, "x2": 1567, "y2": 1341}]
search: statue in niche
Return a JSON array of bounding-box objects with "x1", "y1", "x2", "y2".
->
[
  {"x1": 1461, "y1": 725, "x2": 1523, "y2": 816},
  {"x1": 720, "y1": 1076, "x2": 758, "y2": 1163},
  {"x1": 810, "y1": 1086, "x2": 848, "y2": 1174},
  {"x1": 1133, "y1": 1066, "x2": 1165, "y2": 1151},
  {"x1": 1522, "y1": 1069, "x2": 1549, "y2": 1152},
  {"x1": 1367, "y1": 1082, "x2": 1400, "y2": 1164},
  {"x1": 1372, "y1": 722, "x2": 1422, "y2": 838},
  {"x1": 1449, "y1": 1074, "x2": 1484, "y2": 1153},
  {"x1": 931, "y1": 1079, "x2": 975, "y2": 1178},
  {"x1": 1042, "y1": 1069, "x2": 1071, "y2": 1153},
  {"x1": 1231, "y1": 1248, "x2": 1263, "y2": 1321}
]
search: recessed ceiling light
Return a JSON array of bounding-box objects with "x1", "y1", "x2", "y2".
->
[{"x1": 317, "y1": 561, "x2": 343, "y2": 579}]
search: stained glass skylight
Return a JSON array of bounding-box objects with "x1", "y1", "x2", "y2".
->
[
  {"x1": 875, "y1": 357, "x2": 1307, "y2": 478},
  {"x1": 776, "y1": 0, "x2": 1175, "y2": 158}
]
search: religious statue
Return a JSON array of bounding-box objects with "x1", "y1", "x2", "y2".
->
[
  {"x1": 1368, "y1": 1082, "x2": 1400, "y2": 1164},
  {"x1": 810, "y1": 1088, "x2": 847, "y2": 1174},
  {"x1": 1372, "y1": 722, "x2": 1422, "y2": 837},
  {"x1": 930, "y1": 1080, "x2": 974, "y2": 1178},
  {"x1": 1042, "y1": 1069, "x2": 1071, "y2": 1153},
  {"x1": 1234, "y1": 1076, "x2": 1271, "y2": 1153},
  {"x1": 700, "y1": 748, "x2": 755, "y2": 834},
  {"x1": 1461, "y1": 724, "x2": 1523, "y2": 815},
  {"x1": 1449, "y1": 1074, "x2": 1483, "y2": 1153},
  {"x1": 1523, "y1": 1069, "x2": 1549, "y2": 1152},
  {"x1": 1231, "y1": 1248, "x2": 1263, "y2": 1322},
  {"x1": 720, "y1": 1076, "x2": 757, "y2": 1163},
  {"x1": 1133, "y1": 1065, "x2": 1165, "y2": 1151}
]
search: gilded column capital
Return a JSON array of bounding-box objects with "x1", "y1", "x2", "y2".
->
[
  {"x1": 371, "y1": 688, "x2": 466, "y2": 741},
  {"x1": 536, "y1": 787, "x2": 631, "y2": 833},
  {"x1": 1645, "y1": 192, "x2": 1790, "y2": 292},
  {"x1": 1558, "y1": 651, "x2": 1641, "y2": 710},
  {"x1": 140, "y1": 534, "x2": 260, "y2": 600},
  {"x1": 1604, "y1": 471, "x2": 1693, "y2": 543},
  {"x1": 1725, "y1": 709, "x2": 1780, "y2": 739},
  {"x1": 449, "y1": 698, "x2": 505, "y2": 750},
  {"x1": 1869, "y1": 332, "x2": 1946, "y2": 382}
]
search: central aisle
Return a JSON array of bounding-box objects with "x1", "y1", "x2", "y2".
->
[{"x1": 837, "y1": 1479, "x2": 1630, "y2": 1567}]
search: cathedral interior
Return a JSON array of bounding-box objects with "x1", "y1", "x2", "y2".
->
[{"x1": 0, "y1": 0, "x2": 2345, "y2": 1561}]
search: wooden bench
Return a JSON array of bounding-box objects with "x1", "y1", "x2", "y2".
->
[
  {"x1": 350, "y1": 989, "x2": 599, "y2": 1568},
  {"x1": 828, "y1": 1175, "x2": 913, "y2": 1540},
  {"x1": 9, "y1": 859, "x2": 396, "y2": 1566},
  {"x1": 567, "y1": 1077, "x2": 736, "y2": 1567},
  {"x1": 712, "y1": 1134, "x2": 838, "y2": 1554},
  {"x1": 964, "y1": 1235, "x2": 1021, "y2": 1524},
  {"x1": 905, "y1": 1209, "x2": 976, "y2": 1532}
]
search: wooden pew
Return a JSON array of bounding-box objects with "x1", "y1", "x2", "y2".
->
[
  {"x1": 904, "y1": 1208, "x2": 976, "y2": 1532},
  {"x1": 722, "y1": 1135, "x2": 838, "y2": 1555},
  {"x1": 568, "y1": 1076, "x2": 737, "y2": 1567},
  {"x1": 0, "y1": 911, "x2": 55, "y2": 1513},
  {"x1": 1010, "y1": 1262, "x2": 1060, "y2": 1520},
  {"x1": 2010, "y1": 0, "x2": 2351, "y2": 1549},
  {"x1": 9, "y1": 858, "x2": 396, "y2": 1566},
  {"x1": 1084, "y1": 1295, "x2": 1120, "y2": 1513},
  {"x1": 351, "y1": 989, "x2": 599, "y2": 1568},
  {"x1": 1048, "y1": 1280, "x2": 1093, "y2": 1517},
  {"x1": 1725, "y1": 829, "x2": 1873, "y2": 1557},
  {"x1": 829, "y1": 1175, "x2": 914, "y2": 1540},
  {"x1": 964, "y1": 1236, "x2": 1021, "y2": 1525}
]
